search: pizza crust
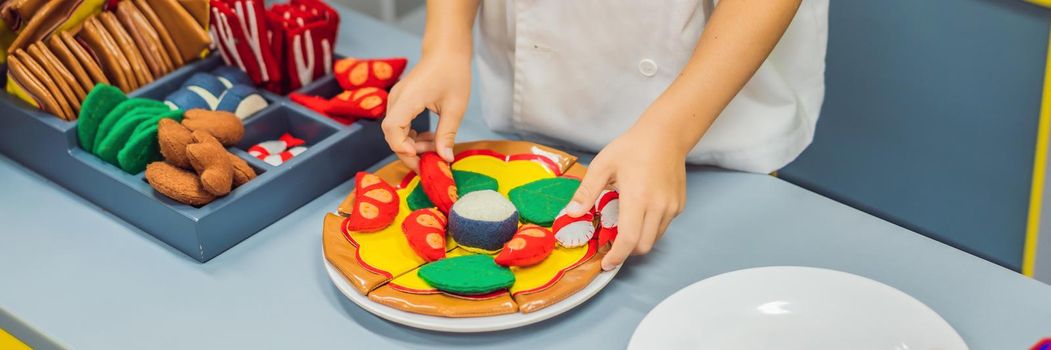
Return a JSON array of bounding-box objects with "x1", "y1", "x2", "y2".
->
[
  {"x1": 322, "y1": 213, "x2": 390, "y2": 295},
  {"x1": 369, "y1": 285, "x2": 518, "y2": 318}
]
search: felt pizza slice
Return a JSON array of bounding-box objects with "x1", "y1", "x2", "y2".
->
[
  {"x1": 495, "y1": 224, "x2": 557, "y2": 267},
  {"x1": 419, "y1": 152, "x2": 458, "y2": 214},
  {"x1": 344, "y1": 172, "x2": 400, "y2": 232},
  {"x1": 333, "y1": 57, "x2": 407, "y2": 91},
  {"x1": 402, "y1": 208, "x2": 447, "y2": 262},
  {"x1": 327, "y1": 87, "x2": 388, "y2": 120}
]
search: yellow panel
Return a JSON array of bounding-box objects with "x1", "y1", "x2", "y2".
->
[
  {"x1": 0, "y1": 328, "x2": 31, "y2": 350},
  {"x1": 1027, "y1": 0, "x2": 1051, "y2": 7},
  {"x1": 1023, "y1": 23, "x2": 1051, "y2": 277}
]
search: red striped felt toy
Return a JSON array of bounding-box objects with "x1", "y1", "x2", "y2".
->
[
  {"x1": 334, "y1": 57, "x2": 407, "y2": 91},
  {"x1": 345, "y1": 172, "x2": 400, "y2": 232},
  {"x1": 494, "y1": 225, "x2": 556, "y2": 267},
  {"x1": 418, "y1": 152, "x2": 458, "y2": 214},
  {"x1": 211, "y1": 0, "x2": 284, "y2": 92},
  {"x1": 402, "y1": 208, "x2": 448, "y2": 262},
  {"x1": 595, "y1": 189, "x2": 620, "y2": 246}
]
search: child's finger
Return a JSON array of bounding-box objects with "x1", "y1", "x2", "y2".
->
[
  {"x1": 634, "y1": 209, "x2": 662, "y2": 255},
  {"x1": 382, "y1": 96, "x2": 424, "y2": 169},
  {"x1": 602, "y1": 195, "x2": 642, "y2": 271},
  {"x1": 566, "y1": 164, "x2": 611, "y2": 218},
  {"x1": 433, "y1": 100, "x2": 467, "y2": 162}
]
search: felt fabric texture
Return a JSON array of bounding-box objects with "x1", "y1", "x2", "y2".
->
[
  {"x1": 47, "y1": 33, "x2": 100, "y2": 93},
  {"x1": 333, "y1": 57, "x2": 407, "y2": 91},
  {"x1": 327, "y1": 87, "x2": 387, "y2": 119},
  {"x1": 595, "y1": 189, "x2": 620, "y2": 246},
  {"x1": 448, "y1": 190, "x2": 519, "y2": 253},
  {"x1": 407, "y1": 170, "x2": 498, "y2": 211},
  {"x1": 157, "y1": 118, "x2": 195, "y2": 169},
  {"x1": 344, "y1": 172, "x2": 401, "y2": 232},
  {"x1": 187, "y1": 130, "x2": 234, "y2": 196},
  {"x1": 93, "y1": 98, "x2": 168, "y2": 152},
  {"x1": 181, "y1": 109, "x2": 244, "y2": 146},
  {"x1": 216, "y1": 84, "x2": 269, "y2": 119},
  {"x1": 551, "y1": 208, "x2": 596, "y2": 248},
  {"x1": 78, "y1": 84, "x2": 128, "y2": 151},
  {"x1": 14, "y1": 49, "x2": 74, "y2": 120},
  {"x1": 181, "y1": 72, "x2": 228, "y2": 97},
  {"x1": 7, "y1": 54, "x2": 63, "y2": 119},
  {"x1": 419, "y1": 152, "x2": 458, "y2": 214},
  {"x1": 145, "y1": 161, "x2": 216, "y2": 206},
  {"x1": 247, "y1": 132, "x2": 305, "y2": 158},
  {"x1": 402, "y1": 208, "x2": 448, "y2": 262},
  {"x1": 94, "y1": 106, "x2": 170, "y2": 165},
  {"x1": 142, "y1": 0, "x2": 210, "y2": 63},
  {"x1": 228, "y1": 152, "x2": 257, "y2": 186},
  {"x1": 211, "y1": 65, "x2": 253, "y2": 87},
  {"x1": 495, "y1": 224, "x2": 556, "y2": 267},
  {"x1": 406, "y1": 184, "x2": 434, "y2": 211},
  {"x1": 417, "y1": 255, "x2": 515, "y2": 296},
  {"x1": 117, "y1": 108, "x2": 185, "y2": 173},
  {"x1": 508, "y1": 177, "x2": 581, "y2": 226},
  {"x1": 164, "y1": 87, "x2": 214, "y2": 111}
]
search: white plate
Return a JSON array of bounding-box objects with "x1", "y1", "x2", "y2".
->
[
  {"x1": 629, "y1": 266, "x2": 967, "y2": 350},
  {"x1": 324, "y1": 256, "x2": 620, "y2": 333}
]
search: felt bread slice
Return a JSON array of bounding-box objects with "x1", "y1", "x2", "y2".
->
[
  {"x1": 14, "y1": 49, "x2": 74, "y2": 121},
  {"x1": 58, "y1": 31, "x2": 110, "y2": 88},
  {"x1": 98, "y1": 11, "x2": 154, "y2": 86},
  {"x1": 7, "y1": 54, "x2": 65, "y2": 120},
  {"x1": 77, "y1": 18, "x2": 134, "y2": 92},
  {"x1": 134, "y1": 0, "x2": 184, "y2": 67},
  {"x1": 47, "y1": 34, "x2": 95, "y2": 93},
  {"x1": 142, "y1": 0, "x2": 210, "y2": 63},
  {"x1": 27, "y1": 43, "x2": 82, "y2": 115},
  {"x1": 0, "y1": 0, "x2": 47, "y2": 31},
  {"x1": 32, "y1": 41, "x2": 87, "y2": 104},
  {"x1": 176, "y1": 0, "x2": 209, "y2": 29},
  {"x1": 8, "y1": 0, "x2": 81, "y2": 54},
  {"x1": 116, "y1": 0, "x2": 174, "y2": 77},
  {"x1": 90, "y1": 16, "x2": 142, "y2": 90}
]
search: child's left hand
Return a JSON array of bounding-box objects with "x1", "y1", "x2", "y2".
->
[{"x1": 565, "y1": 124, "x2": 686, "y2": 271}]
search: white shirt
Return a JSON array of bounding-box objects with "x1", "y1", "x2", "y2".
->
[{"x1": 475, "y1": 0, "x2": 828, "y2": 173}]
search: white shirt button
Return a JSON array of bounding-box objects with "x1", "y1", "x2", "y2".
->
[{"x1": 638, "y1": 59, "x2": 658, "y2": 77}]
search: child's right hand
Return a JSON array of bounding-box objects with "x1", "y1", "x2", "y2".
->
[{"x1": 382, "y1": 51, "x2": 472, "y2": 171}]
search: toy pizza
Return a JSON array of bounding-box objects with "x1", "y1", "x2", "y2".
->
[{"x1": 323, "y1": 140, "x2": 622, "y2": 317}]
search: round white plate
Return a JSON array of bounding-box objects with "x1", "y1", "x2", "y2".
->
[
  {"x1": 629, "y1": 266, "x2": 967, "y2": 350},
  {"x1": 324, "y1": 256, "x2": 620, "y2": 333}
]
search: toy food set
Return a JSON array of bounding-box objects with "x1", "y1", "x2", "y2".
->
[
  {"x1": 0, "y1": 0, "x2": 429, "y2": 262},
  {"x1": 248, "y1": 132, "x2": 308, "y2": 166},
  {"x1": 291, "y1": 57, "x2": 407, "y2": 125},
  {"x1": 324, "y1": 140, "x2": 621, "y2": 318}
]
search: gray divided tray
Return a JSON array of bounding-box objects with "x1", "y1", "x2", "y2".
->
[{"x1": 0, "y1": 55, "x2": 428, "y2": 262}]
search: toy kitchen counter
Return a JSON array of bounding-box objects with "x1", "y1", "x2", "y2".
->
[{"x1": 2, "y1": 6, "x2": 1051, "y2": 350}]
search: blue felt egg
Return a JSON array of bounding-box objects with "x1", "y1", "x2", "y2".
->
[
  {"x1": 448, "y1": 190, "x2": 519, "y2": 253},
  {"x1": 180, "y1": 72, "x2": 227, "y2": 97},
  {"x1": 216, "y1": 84, "x2": 269, "y2": 119},
  {"x1": 211, "y1": 66, "x2": 253, "y2": 88},
  {"x1": 164, "y1": 88, "x2": 214, "y2": 111}
]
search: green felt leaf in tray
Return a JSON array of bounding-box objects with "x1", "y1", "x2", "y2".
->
[{"x1": 508, "y1": 177, "x2": 581, "y2": 226}]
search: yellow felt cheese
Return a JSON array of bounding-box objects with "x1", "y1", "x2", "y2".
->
[
  {"x1": 389, "y1": 248, "x2": 473, "y2": 291},
  {"x1": 347, "y1": 187, "x2": 426, "y2": 278},
  {"x1": 451, "y1": 156, "x2": 555, "y2": 196},
  {"x1": 508, "y1": 245, "x2": 589, "y2": 294}
]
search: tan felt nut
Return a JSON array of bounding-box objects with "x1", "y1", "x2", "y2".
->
[
  {"x1": 181, "y1": 109, "x2": 244, "y2": 146},
  {"x1": 227, "y1": 152, "x2": 256, "y2": 187},
  {"x1": 78, "y1": 18, "x2": 133, "y2": 92},
  {"x1": 157, "y1": 118, "x2": 194, "y2": 169},
  {"x1": 134, "y1": 0, "x2": 184, "y2": 67},
  {"x1": 47, "y1": 34, "x2": 95, "y2": 93},
  {"x1": 8, "y1": 55, "x2": 63, "y2": 120},
  {"x1": 15, "y1": 49, "x2": 73, "y2": 120},
  {"x1": 59, "y1": 31, "x2": 111, "y2": 87},
  {"x1": 27, "y1": 43, "x2": 80, "y2": 115},
  {"x1": 117, "y1": 1, "x2": 173, "y2": 76},
  {"x1": 187, "y1": 130, "x2": 233, "y2": 196},
  {"x1": 143, "y1": 0, "x2": 211, "y2": 63},
  {"x1": 8, "y1": 0, "x2": 80, "y2": 53},
  {"x1": 33, "y1": 41, "x2": 87, "y2": 104},
  {"x1": 145, "y1": 161, "x2": 216, "y2": 206},
  {"x1": 99, "y1": 12, "x2": 154, "y2": 86}
]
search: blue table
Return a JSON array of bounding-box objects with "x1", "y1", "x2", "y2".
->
[{"x1": 2, "y1": 7, "x2": 1051, "y2": 350}]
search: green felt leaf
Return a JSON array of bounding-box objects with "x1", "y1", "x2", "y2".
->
[
  {"x1": 417, "y1": 255, "x2": 515, "y2": 295},
  {"x1": 508, "y1": 177, "x2": 580, "y2": 226},
  {"x1": 407, "y1": 170, "x2": 500, "y2": 211},
  {"x1": 453, "y1": 170, "x2": 498, "y2": 196}
]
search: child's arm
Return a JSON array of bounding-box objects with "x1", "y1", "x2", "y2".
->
[
  {"x1": 382, "y1": 0, "x2": 479, "y2": 170},
  {"x1": 565, "y1": 0, "x2": 803, "y2": 270}
]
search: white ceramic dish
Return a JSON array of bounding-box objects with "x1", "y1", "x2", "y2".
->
[
  {"x1": 629, "y1": 266, "x2": 967, "y2": 350},
  {"x1": 324, "y1": 257, "x2": 620, "y2": 333}
]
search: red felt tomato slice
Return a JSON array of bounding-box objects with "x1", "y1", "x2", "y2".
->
[
  {"x1": 327, "y1": 87, "x2": 388, "y2": 120},
  {"x1": 345, "y1": 172, "x2": 400, "y2": 232},
  {"x1": 551, "y1": 209, "x2": 595, "y2": 248},
  {"x1": 333, "y1": 57, "x2": 408, "y2": 91},
  {"x1": 595, "y1": 189, "x2": 620, "y2": 246},
  {"x1": 402, "y1": 208, "x2": 448, "y2": 262},
  {"x1": 495, "y1": 225, "x2": 556, "y2": 267},
  {"x1": 418, "y1": 152, "x2": 458, "y2": 214}
]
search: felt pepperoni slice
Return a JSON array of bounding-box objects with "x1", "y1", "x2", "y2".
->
[
  {"x1": 552, "y1": 207, "x2": 596, "y2": 248},
  {"x1": 345, "y1": 172, "x2": 400, "y2": 232},
  {"x1": 419, "y1": 152, "x2": 458, "y2": 214},
  {"x1": 595, "y1": 189, "x2": 620, "y2": 246},
  {"x1": 402, "y1": 208, "x2": 448, "y2": 262},
  {"x1": 328, "y1": 87, "x2": 388, "y2": 120},
  {"x1": 333, "y1": 57, "x2": 407, "y2": 91},
  {"x1": 494, "y1": 225, "x2": 556, "y2": 267}
]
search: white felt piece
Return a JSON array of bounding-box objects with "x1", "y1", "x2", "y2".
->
[
  {"x1": 600, "y1": 199, "x2": 619, "y2": 228},
  {"x1": 555, "y1": 220, "x2": 594, "y2": 248},
  {"x1": 235, "y1": 94, "x2": 268, "y2": 119},
  {"x1": 164, "y1": 101, "x2": 179, "y2": 110},
  {"x1": 263, "y1": 154, "x2": 284, "y2": 166},
  {"x1": 452, "y1": 190, "x2": 516, "y2": 222},
  {"x1": 186, "y1": 86, "x2": 220, "y2": 110},
  {"x1": 253, "y1": 140, "x2": 287, "y2": 155},
  {"x1": 286, "y1": 146, "x2": 307, "y2": 156},
  {"x1": 216, "y1": 76, "x2": 233, "y2": 89}
]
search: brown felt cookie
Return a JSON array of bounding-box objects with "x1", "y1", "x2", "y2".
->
[
  {"x1": 14, "y1": 49, "x2": 73, "y2": 120},
  {"x1": 145, "y1": 161, "x2": 216, "y2": 206},
  {"x1": 142, "y1": 0, "x2": 209, "y2": 63},
  {"x1": 157, "y1": 118, "x2": 194, "y2": 169},
  {"x1": 8, "y1": 0, "x2": 80, "y2": 53},
  {"x1": 78, "y1": 17, "x2": 135, "y2": 92},
  {"x1": 181, "y1": 109, "x2": 244, "y2": 146},
  {"x1": 99, "y1": 11, "x2": 154, "y2": 87},
  {"x1": 55, "y1": 31, "x2": 110, "y2": 90},
  {"x1": 7, "y1": 55, "x2": 64, "y2": 120},
  {"x1": 228, "y1": 153, "x2": 256, "y2": 187},
  {"x1": 134, "y1": 0, "x2": 184, "y2": 67},
  {"x1": 187, "y1": 130, "x2": 233, "y2": 196},
  {"x1": 27, "y1": 43, "x2": 81, "y2": 115},
  {"x1": 0, "y1": 0, "x2": 46, "y2": 31},
  {"x1": 116, "y1": 0, "x2": 174, "y2": 77},
  {"x1": 32, "y1": 41, "x2": 87, "y2": 103}
]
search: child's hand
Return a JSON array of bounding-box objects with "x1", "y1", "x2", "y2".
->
[
  {"x1": 565, "y1": 124, "x2": 687, "y2": 271},
  {"x1": 382, "y1": 51, "x2": 471, "y2": 170}
]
